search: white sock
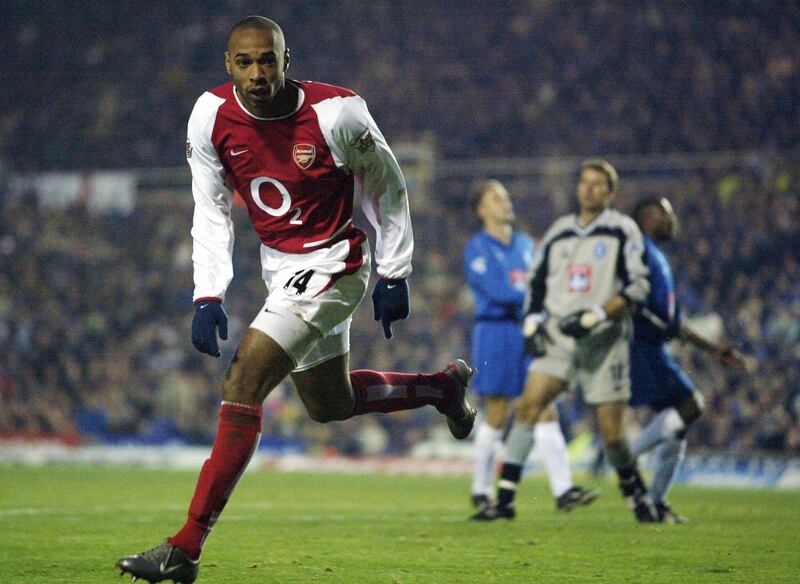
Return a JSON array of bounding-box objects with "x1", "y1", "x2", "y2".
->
[
  {"x1": 631, "y1": 408, "x2": 685, "y2": 457},
  {"x1": 650, "y1": 438, "x2": 686, "y2": 503},
  {"x1": 471, "y1": 422, "x2": 502, "y2": 497},
  {"x1": 534, "y1": 421, "x2": 573, "y2": 498}
]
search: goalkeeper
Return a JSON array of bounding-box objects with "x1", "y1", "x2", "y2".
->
[{"x1": 474, "y1": 159, "x2": 656, "y2": 522}]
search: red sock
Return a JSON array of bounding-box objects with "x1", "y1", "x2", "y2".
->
[
  {"x1": 349, "y1": 369, "x2": 455, "y2": 416},
  {"x1": 169, "y1": 402, "x2": 262, "y2": 559}
]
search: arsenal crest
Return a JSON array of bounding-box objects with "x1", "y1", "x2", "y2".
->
[{"x1": 293, "y1": 143, "x2": 315, "y2": 169}]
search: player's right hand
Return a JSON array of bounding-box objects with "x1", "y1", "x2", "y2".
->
[
  {"x1": 523, "y1": 312, "x2": 550, "y2": 357},
  {"x1": 191, "y1": 299, "x2": 228, "y2": 357},
  {"x1": 716, "y1": 345, "x2": 748, "y2": 370}
]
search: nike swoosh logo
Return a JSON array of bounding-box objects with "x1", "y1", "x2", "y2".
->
[
  {"x1": 199, "y1": 305, "x2": 208, "y2": 309},
  {"x1": 160, "y1": 549, "x2": 197, "y2": 576},
  {"x1": 160, "y1": 561, "x2": 194, "y2": 578},
  {"x1": 230, "y1": 149, "x2": 248, "y2": 156},
  {"x1": 386, "y1": 284, "x2": 397, "y2": 289}
]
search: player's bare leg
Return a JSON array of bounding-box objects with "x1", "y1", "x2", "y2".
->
[
  {"x1": 292, "y1": 352, "x2": 477, "y2": 438},
  {"x1": 472, "y1": 372, "x2": 566, "y2": 520},
  {"x1": 117, "y1": 330, "x2": 297, "y2": 583},
  {"x1": 291, "y1": 353, "x2": 357, "y2": 423},
  {"x1": 596, "y1": 401, "x2": 657, "y2": 522}
]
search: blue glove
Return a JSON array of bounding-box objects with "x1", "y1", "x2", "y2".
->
[
  {"x1": 191, "y1": 299, "x2": 228, "y2": 357},
  {"x1": 371, "y1": 278, "x2": 410, "y2": 339}
]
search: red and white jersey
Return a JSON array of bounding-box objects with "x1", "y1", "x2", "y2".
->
[{"x1": 186, "y1": 79, "x2": 413, "y2": 302}]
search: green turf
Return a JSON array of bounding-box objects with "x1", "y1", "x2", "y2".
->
[{"x1": 0, "y1": 465, "x2": 798, "y2": 583}]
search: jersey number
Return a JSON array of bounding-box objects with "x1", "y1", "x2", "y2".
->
[
  {"x1": 284, "y1": 269, "x2": 315, "y2": 295},
  {"x1": 250, "y1": 176, "x2": 303, "y2": 225}
]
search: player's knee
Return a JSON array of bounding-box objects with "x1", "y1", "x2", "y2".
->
[
  {"x1": 305, "y1": 401, "x2": 351, "y2": 424},
  {"x1": 678, "y1": 395, "x2": 704, "y2": 426},
  {"x1": 514, "y1": 398, "x2": 542, "y2": 425}
]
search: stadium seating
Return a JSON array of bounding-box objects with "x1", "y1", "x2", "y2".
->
[{"x1": 0, "y1": 1, "x2": 798, "y2": 455}]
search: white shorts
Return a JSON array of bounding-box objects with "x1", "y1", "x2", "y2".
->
[{"x1": 250, "y1": 237, "x2": 371, "y2": 372}]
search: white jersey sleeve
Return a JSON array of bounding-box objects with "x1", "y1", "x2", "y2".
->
[
  {"x1": 186, "y1": 92, "x2": 235, "y2": 302},
  {"x1": 314, "y1": 95, "x2": 413, "y2": 280}
]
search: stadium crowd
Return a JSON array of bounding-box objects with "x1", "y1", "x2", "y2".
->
[
  {"x1": 0, "y1": 1, "x2": 798, "y2": 457},
  {"x1": 1, "y1": 157, "x2": 798, "y2": 455},
  {"x1": 2, "y1": 1, "x2": 797, "y2": 169}
]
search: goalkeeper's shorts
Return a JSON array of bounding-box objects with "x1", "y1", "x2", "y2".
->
[{"x1": 530, "y1": 317, "x2": 632, "y2": 405}]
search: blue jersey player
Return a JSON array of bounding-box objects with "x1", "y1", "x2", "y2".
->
[
  {"x1": 630, "y1": 198, "x2": 746, "y2": 523},
  {"x1": 465, "y1": 180, "x2": 597, "y2": 517}
]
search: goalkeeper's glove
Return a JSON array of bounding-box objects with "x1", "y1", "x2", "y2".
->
[
  {"x1": 523, "y1": 312, "x2": 550, "y2": 357},
  {"x1": 371, "y1": 278, "x2": 410, "y2": 339},
  {"x1": 559, "y1": 306, "x2": 607, "y2": 339},
  {"x1": 191, "y1": 299, "x2": 228, "y2": 357}
]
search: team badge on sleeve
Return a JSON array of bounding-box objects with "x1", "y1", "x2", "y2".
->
[
  {"x1": 185, "y1": 140, "x2": 193, "y2": 159},
  {"x1": 293, "y1": 144, "x2": 316, "y2": 169},
  {"x1": 352, "y1": 128, "x2": 375, "y2": 153},
  {"x1": 470, "y1": 256, "x2": 487, "y2": 274}
]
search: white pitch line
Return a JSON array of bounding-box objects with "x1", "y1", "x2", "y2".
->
[{"x1": 0, "y1": 502, "x2": 468, "y2": 520}]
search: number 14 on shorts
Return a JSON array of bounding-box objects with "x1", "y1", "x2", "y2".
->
[{"x1": 284, "y1": 269, "x2": 315, "y2": 295}]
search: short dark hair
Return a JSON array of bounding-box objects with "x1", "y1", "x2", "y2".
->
[
  {"x1": 580, "y1": 158, "x2": 618, "y2": 192},
  {"x1": 469, "y1": 179, "x2": 504, "y2": 217},
  {"x1": 632, "y1": 197, "x2": 664, "y2": 227},
  {"x1": 228, "y1": 16, "x2": 284, "y2": 47}
]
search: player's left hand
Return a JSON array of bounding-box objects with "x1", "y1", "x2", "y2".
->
[
  {"x1": 372, "y1": 278, "x2": 410, "y2": 339},
  {"x1": 191, "y1": 299, "x2": 228, "y2": 357},
  {"x1": 559, "y1": 306, "x2": 607, "y2": 339}
]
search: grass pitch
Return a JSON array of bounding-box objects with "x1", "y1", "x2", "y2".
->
[{"x1": 1, "y1": 465, "x2": 798, "y2": 583}]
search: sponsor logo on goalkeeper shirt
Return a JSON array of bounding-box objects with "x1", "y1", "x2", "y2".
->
[{"x1": 567, "y1": 264, "x2": 592, "y2": 293}]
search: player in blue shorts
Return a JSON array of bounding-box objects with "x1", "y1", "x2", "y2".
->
[
  {"x1": 630, "y1": 197, "x2": 746, "y2": 523},
  {"x1": 465, "y1": 180, "x2": 598, "y2": 517}
]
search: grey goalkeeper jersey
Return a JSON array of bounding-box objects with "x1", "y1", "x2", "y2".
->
[{"x1": 528, "y1": 208, "x2": 650, "y2": 318}]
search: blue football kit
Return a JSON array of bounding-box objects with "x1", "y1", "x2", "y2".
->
[
  {"x1": 630, "y1": 236, "x2": 695, "y2": 411},
  {"x1": 464, "y1": 231, "x2": 534, "y2": 397}
]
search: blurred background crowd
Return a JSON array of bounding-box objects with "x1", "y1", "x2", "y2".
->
[{"x1": 1, "y1": 1, "x2": 798, "y2": 456}]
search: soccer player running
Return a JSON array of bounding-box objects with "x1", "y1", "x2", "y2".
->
[
  {"x1": 117, "y1": 17, "x2": 476, "y2": 583},
  {"x1": 474, "y1": 159, "x2": 658, "y2": 522},
  {"x1": 629, "y1": 197, "x2": 746, "y2": 523},
  {"x1": 466, "y1": 179, "x2": 598, "y2": 516}
]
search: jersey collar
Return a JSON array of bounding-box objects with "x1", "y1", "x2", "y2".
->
[
  {"x1": 232, "y1": 80, "x2": 305, "y2": 121},
  {"x1": 574, "y1": 208, "x2": 610, "y2": 236}
]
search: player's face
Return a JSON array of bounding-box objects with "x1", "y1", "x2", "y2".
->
[
  {"x1": 577, "y1": 168, "x2": 614, "y2": 214},
  {"x1": 478, "y1": 184, "x2": 515, "y2": 226},
  {"x1": 225, "y1": 27, "x2": 289, "y2": 111}
]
